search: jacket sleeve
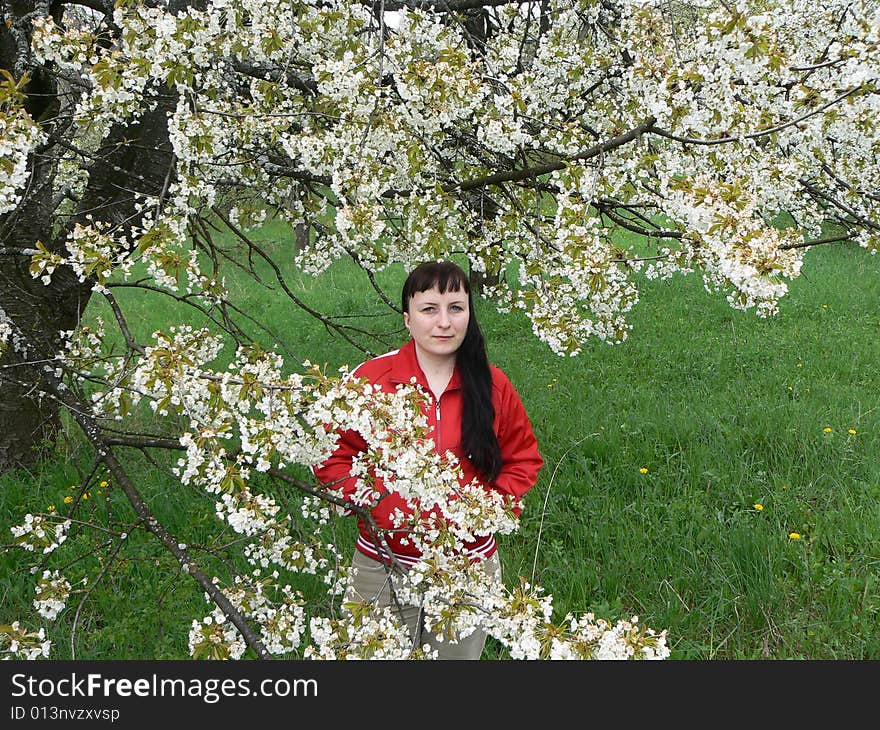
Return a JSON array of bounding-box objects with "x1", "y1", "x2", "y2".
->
[
  {"x1": 492, "y1": 370, "x2": 543, "y2": 510},
  {"x1": 312, "y1": 425, "x2": 369, "y2": 514},
  {"x1": 312, "y1": 362, "x2": 372, "y2": 509}
]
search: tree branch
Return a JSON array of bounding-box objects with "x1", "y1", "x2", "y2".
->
[
  {"x1": 780, "y1": 233, "x2": 855, "y2": 250},
  {"x1": 649, "y1": 87, "x2": 861, "y2": 146},
  {"x1": 377, "y1": 116, "x2": 658, "y2": 200}
]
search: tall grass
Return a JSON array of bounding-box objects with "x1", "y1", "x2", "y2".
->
[{"x1": 2, "y1": 228, "x2": 879, "y2": 660}]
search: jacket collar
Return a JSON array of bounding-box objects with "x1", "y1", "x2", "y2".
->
[{"x1": 390, "y1": 338, "x2": 462, "y2": 393}]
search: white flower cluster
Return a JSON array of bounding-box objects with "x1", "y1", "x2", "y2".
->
[
  {"x1": 243, "y1": 529, "x2": 335, "y2": 578},
  {"x1": 10, "y1": 515, "x2": 71, "y2": 555},
  {"x1": 298, "y1": 495, "x2": 334, "y2": 526},
  {"x1": 188, "y1": 614, "x2": 247, "y2": 660},
  {"x1": 484, "y1": 582, "x2": 670, "y2": 661},
  {"x1": 387, "y1": 10, "x2": 483, "y2": 135},
  {"x1": 0, "y1": 319, "x2": 11, "y2": 354},
  {"x1": 33, "y1": 570, "x2": 71, "y2": 621},
  {"x1": 189, "y1": 575, "x2": 307, "y2": 659},
  {"x1": 59, "y1": 320, "x2": 108, "y2": 380},
  {"x1": 60, "y1": 221, "x2": 126, "y2": 291},
  {"x1": 439, "y1": 479, "x2": 521, "y2": 541},
  {"x1": 216, "y1": 490, "x2": 280, "y2": 537},
  {"x1": 0, "y1": 622, "x2": 51, "y2": 661},
  {"x1": 307, "y1": 607, "x2": 437, "y2": 660},
  {"x1": 659, "y1": 175, "x2": 806, "y2": 316},
  {"x1": 89, "y1": 325, "x2": 225, "y2": 420},
  {"x1": 0, "y1": 98, "x2": 46, "y2": 215},
  {"x1": 554, "y1": 612, "x2": 670, "y2": 660}
]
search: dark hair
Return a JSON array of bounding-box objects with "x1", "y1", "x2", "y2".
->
[{"x1": 402, "y1": 261, "x2": 502, "y2": 482}]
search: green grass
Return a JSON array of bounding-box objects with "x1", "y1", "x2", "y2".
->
[{"x1": 3, "y1": 230, "x2": 880, "y2": 660}]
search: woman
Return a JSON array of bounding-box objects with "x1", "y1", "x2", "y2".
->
[{"x1": 314, "y1": 260, "x2": 543, "y2": 659}]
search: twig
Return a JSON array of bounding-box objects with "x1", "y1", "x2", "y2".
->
[
  {"x1": 70, "y1": 518, "x2": 142, "y2": 659},
  {"x1": 531, "y1": 433, "x2": 596, "y2": 587}
]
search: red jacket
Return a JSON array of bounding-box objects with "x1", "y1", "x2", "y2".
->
[{"x1": 313, "y1": 338, "x2": 543, "y2": 565}]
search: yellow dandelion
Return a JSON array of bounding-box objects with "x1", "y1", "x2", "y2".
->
[
  {"x1": 823, "y1": 427, "x2": 832, "y2": 433},
  {"x1": 789, "y1": 532, "x2": 801, "y2": 540},
  {"x1": 639, "y1": 467, "x2": 649, "y2": 474},
  {"x1": 753, "y1": 503, "x2": 764, "y2": 511},
  {"x1": 100, "y1": 480, "x2": 108, "y2": 487},
  {"x1": 63, "y1": 495, "x2": 73, "y2": 504},
  {"x1": 47, "y1": 505, "x2": 55, "y2": 512},
  {"x1": 848, "y1": 429, "x2": 857, "y2": 435},
  {"x1": 822, "y1": 304, "x2": 828, "y2": 309},
  {"x1": 83, "y1": 493, "x2": 89, "y2": 500},
  {"x1": 69, "y1": 484, "x2": 77, "y2": 489}
]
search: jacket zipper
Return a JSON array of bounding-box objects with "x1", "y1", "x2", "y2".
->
[{"x1": 434, "y1": 396, "x2": 442, "y2": 452}]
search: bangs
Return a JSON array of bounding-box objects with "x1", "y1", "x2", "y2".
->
[{"x1": 402, "y1": 261, "x2": 470, "y2": 310}]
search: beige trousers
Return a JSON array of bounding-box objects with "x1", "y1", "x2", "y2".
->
[{"x1": 346, "y1": 549, "x2": 502, "y2": 660}]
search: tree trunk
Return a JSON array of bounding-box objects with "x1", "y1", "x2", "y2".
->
[
  {"x1": 0, "y1": 94, "x2": 175, "y2": 474},
  {"x1": 0, "y1": 142, "x2": 87, "y2": 471},
  {"x1": 464, "y1": 188, "x2": 502, "y2": 296}
]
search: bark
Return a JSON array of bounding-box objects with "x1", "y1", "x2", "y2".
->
[
  {"x1": 0, "y1": 151, "x2": 81, "y2": 472},
  {"x1": 0, "y1": 69, "x2": 175, "y2": 474}
]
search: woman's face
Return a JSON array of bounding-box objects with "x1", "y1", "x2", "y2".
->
[{"x1": 404, "y1": 285, "x2": 469, "y2": 363}]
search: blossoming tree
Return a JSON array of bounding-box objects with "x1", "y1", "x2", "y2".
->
[{"x1": 1, "y1": 0, "x2": 877, "y2": 659}]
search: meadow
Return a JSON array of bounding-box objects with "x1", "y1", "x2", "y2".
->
[{"x1": 2, "y1": 225, "x2": 879, "y2": 660}]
